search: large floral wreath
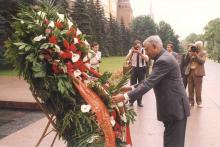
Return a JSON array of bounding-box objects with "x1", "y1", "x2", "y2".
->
[{"x1": 5, "y1": 2, "x2": 136, "y2": 147}]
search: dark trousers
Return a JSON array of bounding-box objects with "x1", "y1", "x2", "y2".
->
[
  {"x1": 130, "y1": 66, "x2": 146, "y2": 104},
  {"x1": 182, "y1": 75, "x2": 188, "y2": 89},
  {"x1": 187, "y1": 70, "x2": 203, "y2": 105},
  {"x1": 163, "y1": 118, "x2": 187, "y2": 147}
]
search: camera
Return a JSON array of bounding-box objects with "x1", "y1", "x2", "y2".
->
[{"x1": 190, "y1": 45, "x2": 198, "y2": 52}]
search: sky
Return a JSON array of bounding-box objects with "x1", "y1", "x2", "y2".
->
[{"x1": 130, "y1": 0, "x2": 220, "y2": 39}]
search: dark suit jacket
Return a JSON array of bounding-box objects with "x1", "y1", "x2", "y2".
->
[
  {"x1": 180, "y1": 52, "x2": 191, "y2": 77},
  {"x1": 128, "y1": 49, "x2": 190, "y2": 122}
]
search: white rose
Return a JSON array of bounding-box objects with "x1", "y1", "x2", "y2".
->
[
  {"x1": 81, "y1": 105, "x2": 91, "y2": 113},
  {"x1": 76, "y1": 28, "x2": 82, "y2": 35},
  {"x1": 110, "y1": 116, "x2": 116, "y2": 126},
  {"x1": 48, "y1": 21, "x2": 55, "y2": 28},
  {"x1": 71, "y1": 53, "x2": 80, "y2": 62},
  {"x1": 33, "y1": 35, "x2": 46, "y2": 42},
  {"x1": 121, "y1": 114, "x2": 127, "y2": 123},
  {"x1": 74, "y1": 70, "x2": 81, "y2": 77},
  {"x1": 73, "y1": 38, "x2": 78, "y2": 44},
  {"x1": 54, "y1": 45, "x2": 61, "y2": 52},
  {"x1": 56, "y1": 12, "x2": 65, "y2": 21},
  {"x1": 117, "y1": 102, "x2": 124, "y2": 107},
  {"x1": 67, "y1": 19, "x2": 73, "y2": 29}
]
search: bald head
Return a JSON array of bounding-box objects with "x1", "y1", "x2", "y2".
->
[{"x1": 143, "y1": 35, "x2": 163, "y2": 59}]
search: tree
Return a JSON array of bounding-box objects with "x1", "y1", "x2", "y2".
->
[
  {"x1": 204, "y1": 18, "x2": 220, "y2": 61},
  {"x1": 120, "y1": 19, "x2": 131, "y2": 55},
  {"x1": 157, "y1": 21, "x2": 180, "y2": 52},
  {"x1": 130, "y1": 15, "x2": 157, "y2": 42},
  {"x1": 69, "y1": 0, "x2": 92, "y2": 38}
]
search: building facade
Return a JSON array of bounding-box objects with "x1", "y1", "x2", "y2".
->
[
  {"x1": 117, "y1": 0, "x2": 133, "y2": 28},
  {"x1": 67, "y1": 0, "x2": 133, "y2": 28}
]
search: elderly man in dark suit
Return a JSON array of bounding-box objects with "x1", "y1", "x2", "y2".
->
[{"x1": 112, "y1": 35, "x2": 190, "y2": 147}]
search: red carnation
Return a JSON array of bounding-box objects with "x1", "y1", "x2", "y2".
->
[
  {"x1": 44, "y1": 19, "x2": 50, "y2": 25},
  {"x1": 52, "y1": 63, "x2": 61, "y2": 74},
  {"x1": 69, "y1": 44, "x2": 77, "y2": 52},
  {"x1": 49, "y1": 35, "x2": 57, "y2": 44},
  {"x1": 59, "y1": 51, "x2": 72, "y2": 59},
  {"x1": 55, "y1": 21, "x2": 63, "y2": 29},
  {"x1": 63, "y1": 39, "x2": 70, "y2": 50},
  {"x1": 66, "y1": 61, "x2": 74, "y2": 74},
  {"x1": 66, "y1": 27, "x2": 76, "y2": 37},
  {"x1": 45, "y1": 28, "x2": 52, "y2": 35}
]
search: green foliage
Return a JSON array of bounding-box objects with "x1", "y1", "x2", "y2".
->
[
  {"x1": 69, "y1": 0, "x2": 92, "y2": 38},
  {"x1": 204, "y1": 18, "x2": 220, "y2": 61},
  {"x1": 131, "y1": 15, "x2": 157, "y2": 42},
  {"x1": 157, "y1": 21, "x2": 180, "y2": 52}
]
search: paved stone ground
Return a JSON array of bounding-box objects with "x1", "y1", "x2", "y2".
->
[
  {"x1": 0, "y1": 60, "x2": 220, "y2": 147},
  {"x1": 0, "y1": 109, "x2": 44, "y2": 139}
]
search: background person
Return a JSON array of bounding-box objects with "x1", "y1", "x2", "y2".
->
[
  {"x1": 90, "y1": 42, "x2": 101, "y2": 71},
  {"x1": 125, "y1": 40, "x2": 149, "y2": 107},
  {"x1": 185, "y1": 41, "x2": 206, "y2": 107}
]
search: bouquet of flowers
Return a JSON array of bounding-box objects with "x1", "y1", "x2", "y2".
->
[{"x1": 5, "y1": 2, "x2": 136, "y2": 147}]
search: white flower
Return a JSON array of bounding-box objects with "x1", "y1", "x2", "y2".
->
[
  {"x1": 85, "y1": 63, "x2": 91, "y2": 68},
  {"x1": 81, "y1": 105, "x2": 91, "y2": 113},
  {"x1": 121, "y1": 114, "x2": 127, "y2": 123},
  {"x1": 67, "y1": 19, "x2": 73, "y2": 29},
  {"x1": 33, "y1": 35, "x2": 46, "y2": 42},
  {"x1": 87, "y1": 135, "x2": 99, "y2": 143},
  {"x1": 83, "y1": 56, "x2": 89, "y2": 62},
  {"x1": 56, "y1": 12, "x2": 65, "y2": 21},
  {"x1": 37, "y1": 11, "x2": 46, "y2": 18},
  {"x1": 71, "y1": 53, "x2": 80, "y2": 62},
  {"x1": 54, "y1": 45, "x2": 61, "y2": 52},
  {"x1": 110, "y1": 116, "x2": 116, "y2": 126},
  {"x1": 73, "y1": 38, "x2": 78, "y2": 44},
  {"x1": 117, "y1": 102, "x2": 124, "y2": 107},
  {"x1": 48, "y1": 21, "x2": 55, "y2": 28},
  {"x1": 74, "y1": 70, "x2": 81, "y2": 77},
  {"x1": 76, "y1": 28, "x2": 82, "y2": 35},
  {"x1": 84, "y1": 80, "x2": 91, "y2": 85},
  {"x1": 20, "y1": 20, "x2": 24, "y2": 24}
]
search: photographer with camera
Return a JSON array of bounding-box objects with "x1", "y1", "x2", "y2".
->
[
  {"x1": 125, "y1": 40, "x2": 149, "y2": 107},
  {"x1": 185, "y1": 41, "x2": 206, "y2": 108}
]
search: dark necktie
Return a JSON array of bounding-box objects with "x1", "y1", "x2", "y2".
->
[{"x1": 137, "y1": 53, "x2": 139, "y2": 67}]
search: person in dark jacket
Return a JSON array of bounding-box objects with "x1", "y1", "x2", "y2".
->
[{"x1": 112, "y1": 35, "x2": 190, "y2": 147}]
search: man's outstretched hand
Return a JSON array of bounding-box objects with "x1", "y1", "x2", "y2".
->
[
  {"x1": 111, "y1": 94, "x2": 125, "y2": 104},
  {"x1": 120, "y1": 86, "x2": 132, "y2": 93}
]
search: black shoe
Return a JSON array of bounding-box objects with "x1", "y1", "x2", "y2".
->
[{"x1": 138, "y1": 104, "x2": 144, "y2": 107}]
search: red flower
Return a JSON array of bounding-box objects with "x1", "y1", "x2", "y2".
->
[
  {"x1": 52, "y1": 63, "x2": 61, "y2": 74},
  {"x1": 59, "y1": 51, "x2": 72, "y2": 59},
  {"x1": 77, "y1": 36, "x2": 81, "y2": 44},
  {"x1": 76, "y1": 50, "x2": 81, "y2": 56},
  {"x1": 49, "y1": 35, "x2": 57, "y2": 44},
  {"x1": 66, "y1": 27, "x2": 76, "y2": 37},
  {"x1": 44, "y1": 19, "x2": 50, "y2": 25},
  {"x1": 69, "y1": 44, "x2": 77, "y2": 52},
  {"x1": 63, "y1": 39, "x2": 70, "y2": 50},
  {"x1": 55, "y1": 21, "x2": 63, "y2": 29},
  {"x1": 45, "y1": 28, "x2": 52, "y2": 35},
  {"x1": 66, "y1": 61, "x2": 74, "y2": 74}
]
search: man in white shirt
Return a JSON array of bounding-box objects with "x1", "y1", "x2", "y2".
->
[
  {"x1": 125, "y1": 40, "x2": 149, "y2": 107},
  {"x1": 90, "y1": 42, "x2": 101, "y2": 71}
]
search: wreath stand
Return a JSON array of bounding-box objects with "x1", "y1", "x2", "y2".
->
[{"x1": 32, "y1": 91, "x2": 58, "y2": 147}]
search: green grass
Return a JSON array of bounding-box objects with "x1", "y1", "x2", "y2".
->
[
  {"x1": 100, "y1": 56, "x2": 124, "y2": 73},
  {"x1": 0, "y1": 56, "x2": 125, "y2": 76},
  {"x1": 0, "y1": 69, "x2": 18, "y2": 76}
]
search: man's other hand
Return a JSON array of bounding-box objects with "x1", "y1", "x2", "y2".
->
[
  {"x1": 120, "y1": 86, "x2": 132, "y2": 93},
  {"x1": 112, "y1": 94, "x2": 125, "y2": 104}
]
